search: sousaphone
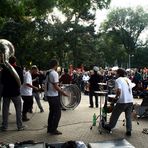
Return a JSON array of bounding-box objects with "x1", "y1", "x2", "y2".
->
[{"x1": 0, "y1": 39, "x2": 21, "y2": 87}]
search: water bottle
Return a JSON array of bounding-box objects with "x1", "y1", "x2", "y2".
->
[{"x1": 93, "y1": 113, "x2": 97, "y2": 126}]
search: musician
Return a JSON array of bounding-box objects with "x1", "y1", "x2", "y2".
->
[
  {"x1": 103, "y1": 68, "x2": 134, "y2": 136},
  {"x1": 88, "y1": 66, "x2": 103, "y2": 108},
  {"x1": 45, "y1": 59, "x2": 68, "y2": 135},
  {"x1": 0, "y1": 55, "x2": 24, "y2": 131}
]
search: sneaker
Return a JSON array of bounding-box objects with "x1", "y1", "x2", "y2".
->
[
  {"x1": 49, "y1": 130, "x2": 62, "y2": 135},
  {"x1": 102, "y1": 125, "x2": 111, "y2": 133},
  {"x1": 126, "y1": 131, "x2": 131, "y2": 136},
  {"x1": 18, "y1": 125, "x2": 25, "y2": 131},
  {"x1": 0, "y1": 126, "x2": 7, "y2": 132},
  {"x1": 22, "y1": 117, "x2": 30, "y2": 122}
]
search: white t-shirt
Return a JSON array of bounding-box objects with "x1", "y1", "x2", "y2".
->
[
  {"x1": 20, "y1": 71, "x2": 32, "y2": 96},
  {"x1": 115, "y1": 77, "x2": 133, "y2": 103},
  {"x1": 45, "y1": 69, "x2": 59, "y2": 97},
  {"x1": 82, "y1": 75, "x2": 90, "y2": 82}
]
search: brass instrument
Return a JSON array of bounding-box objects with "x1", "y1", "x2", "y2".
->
[{"x1": 0, "y1": 39, "x2": 21, "y2": 87}]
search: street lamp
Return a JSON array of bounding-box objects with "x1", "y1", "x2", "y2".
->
[{"x1": 128, "y1": 54, "x2": 134, "y2": 69}]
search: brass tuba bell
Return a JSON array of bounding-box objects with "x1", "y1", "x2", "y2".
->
[{"x1": 0, "y1": 39, "x2": 21, "y2": 87}]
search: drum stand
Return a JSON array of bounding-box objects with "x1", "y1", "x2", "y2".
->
[{"x1": 93, "y1": 91, "x2": 108, "y2": 134}]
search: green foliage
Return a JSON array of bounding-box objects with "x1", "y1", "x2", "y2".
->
[
  {"x1": 101, "y1": 7, "x2": 148, "y2": 52},
  {"x1": 0, "y1": 0, "x2": 111, "y2": 69},
  {"x1": 98, "y1": 7, "x2": 148, "y2": 67}
]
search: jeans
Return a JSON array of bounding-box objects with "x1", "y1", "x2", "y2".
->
[
  {"x1": 33, "y1": 92, "x2": 43, "y2": 110},
  {"x1": 107, "y1": 103, "x2": 133, "y2": 132},
  {"x1": 2, "y1": 95, "x2": 23, "y2": 129}
]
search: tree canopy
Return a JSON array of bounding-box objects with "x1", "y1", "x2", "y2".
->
[{"x1": 0, "y1": 1, "x2": 148, "y2": 69}]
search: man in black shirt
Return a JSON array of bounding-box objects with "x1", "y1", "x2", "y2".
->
[
  {"x1": 88, "y1": 66, "x2": 103, "y2": 108},
  {"x1": 0, "y1": 55, "x2": 24, "y2": 131}
]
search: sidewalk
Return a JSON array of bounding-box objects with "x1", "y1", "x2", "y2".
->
[{"x1": 0, "y1": 94, "x2": 148, "y2": 148}]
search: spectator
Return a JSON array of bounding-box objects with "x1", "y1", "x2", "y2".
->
[
  {"x1": 59, "y1": 68, "x2": 72, "y2": 85},
  {"x1": 88, "y1": 66, "x2": 103, "y2": 108},
  {"x1": 31, "y1": 65, "x2": 44, "y2": 113}
]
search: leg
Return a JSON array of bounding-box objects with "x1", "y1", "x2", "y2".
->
[
  {"x1": 22, "y1": 96, "x2": 33, "y2": 121},
  {"x1": 2, "y1": 97, "x2": 10, "y2": 129},
  {"x1": 47, "y1": 96, "x2": 61, "y2": 133},
  {"x1": 33, "y1": 92, "x2": 44, "y2": 112},
  {"x1": 89, "y1": 90, "x2": 94, "y2": 107},
  {"x1": 11, "y1": 96, "x2": 23, "y2": 129},
  {"x1": 94, "y1": 93, "x2": 98, "y2": 107},
  {"x1": 125, "y1": 103, "x2": 133, "y2": 133},
  {"x1": 106, "y1": 103, "x2": 125, "y2": 129}
]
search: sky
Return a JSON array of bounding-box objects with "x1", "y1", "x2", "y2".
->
[
  {"x1": 95, "y1": 0, "x2": 148, "y2": 26},
  {"x1": 95, "y1": 0, "x2": 148, "y2": 40}
]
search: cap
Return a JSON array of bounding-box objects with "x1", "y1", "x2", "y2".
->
[
  {"x1": 93, "y1": 66, "x2": 99, "y2": 72},
  {"x1": 31, "y1": 65, "x2": 37, "y2": 69}
]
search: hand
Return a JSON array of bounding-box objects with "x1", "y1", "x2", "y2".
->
[{"x1": 62, "y1": 91, "x2": 69, "y2": 97}]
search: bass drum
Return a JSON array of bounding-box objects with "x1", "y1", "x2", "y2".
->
[{"x1": 60, "y1": 84, "x2": 81, "y2": 110}]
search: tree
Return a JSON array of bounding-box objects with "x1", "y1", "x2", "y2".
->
[
  {"x1": 0, "y1": 0, "x2": 111, "y2": 69},
  {"x1": 98, "y1": 7, "x2": 148, "y2": 68},
  {"x1": 100, "y1": 7, "x2": 148, "y2": 53}
]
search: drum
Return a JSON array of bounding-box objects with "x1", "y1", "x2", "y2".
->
[{"x1": 60, "y1": 84, "x2": 81, "y2": 110}]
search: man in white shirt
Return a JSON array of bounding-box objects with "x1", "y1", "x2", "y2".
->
[
  {"x1": 45, "y1": 59, "x2": 68, "y2": 135},
  {"x1": 20, "y1": 67, "x2": 38, "y2": 121},
  {"x1": 103, "y1": 68, "x2": 134, "y2": 136}
]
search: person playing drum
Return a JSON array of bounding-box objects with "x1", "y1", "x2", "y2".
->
[{"x1": 102, "y1": 68, "x2": 135, "y2": 136}]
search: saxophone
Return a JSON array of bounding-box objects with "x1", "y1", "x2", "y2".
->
[{"x1": 0, "y1": 39, "x2": 21, "y2": 87}]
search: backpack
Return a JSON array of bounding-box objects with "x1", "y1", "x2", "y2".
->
[{"x1": 44, "y1": 70, "x2": 53, "y2": 94}]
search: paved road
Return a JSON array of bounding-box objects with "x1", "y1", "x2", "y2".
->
[{"x1": 0, "y1": 94, "x2": 148, "y2": 148}]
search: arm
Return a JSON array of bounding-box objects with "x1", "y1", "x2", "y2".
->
[
  {"x1": 115, "y1": 88, "x2": 121, "y2": 99},
  {"x1": 53, "y1": 83, "x2": 69, "y2": 96},
  {"x1": 26, "y1": 83, "x2": 39, "y2": 91}
]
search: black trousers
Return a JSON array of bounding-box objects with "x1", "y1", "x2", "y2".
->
[
  {"x1": 47, "y1": 96, "x2": 61, "y2": 132},
  {"x1": 89, "y1": 90, "x2": 98, "y2": 107},
  {"x1": 22, "y1": 96, "x2": 33, "y2": 115}
]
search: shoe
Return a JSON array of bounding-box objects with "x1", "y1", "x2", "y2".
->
[
  {"x1": 28, "y1": 110, "x2": 33, "y2": 113},
  {"x1": 0, "y1": 126, "x2": 7, "y2": 132},
  {"x1": 22, "y1": 117, "x2": 30, "y2": 122},
  {"x1": 18, "y1": 125, "x2": 25, "y2": 131},
  {"x1": 89, "y1": 106, "x2": 93, "y2": 108},
  {"x1": 126, "y1": 131, "x2": 131, "y2": 136},
  {"x1": 61, "y1": 108, "x2": 66, "y2": 111},
  {"x1": 102, "y1": 125, "x2": 111, "y2": 133},
  {"x1": 49, "y1": 130, "x2": 62, "y2": 135},
  {"x1": 96, "y1": 105, "x2": 98, "y2": 108}
]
